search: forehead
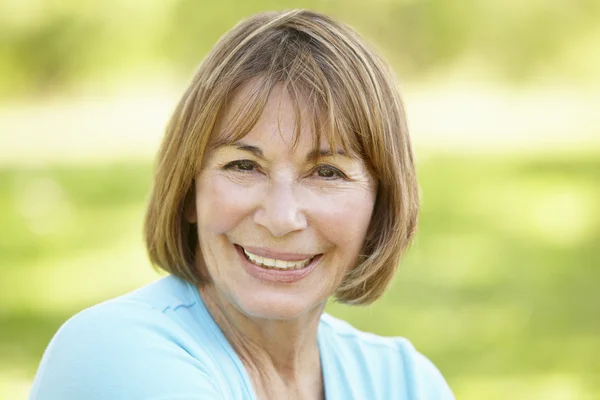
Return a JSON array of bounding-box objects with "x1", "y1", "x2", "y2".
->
[{"x1": 209, "y1": 79, "x2": 360, "y2": 157}]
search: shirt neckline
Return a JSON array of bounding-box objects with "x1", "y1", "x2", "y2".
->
[
  {"x1": 184, "y1": 279, "x2": 330, "y2": 400},
  {"x1": 184, "y1": 280, "x2": 256, "y2": 398}
]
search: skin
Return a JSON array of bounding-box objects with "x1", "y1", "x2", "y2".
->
[{"x1": 187, "y1": 83, "x2": 377, "y2": 399}]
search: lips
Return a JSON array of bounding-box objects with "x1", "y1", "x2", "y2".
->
[
  {"x1": 234, "y1": 244, "x2": 322, "y2": 283},
  {"x1": 242, "y1": 247, "x2": 314, "y2": 270}
]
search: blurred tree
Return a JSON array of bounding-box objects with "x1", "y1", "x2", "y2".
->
[
  {"x1": 1, "y1": 12, "x2": 101, "y2": 94},
  {"x1": 1, "y1": 0, "x2": 599, "y2": 97}
]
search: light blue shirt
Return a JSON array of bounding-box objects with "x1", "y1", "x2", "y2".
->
[{"x1": 30, "y1": 275, "x2": 454, "y2": 399}]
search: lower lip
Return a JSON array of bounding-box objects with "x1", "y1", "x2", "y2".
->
[{"x1": 235, "y1": 245, "x2": 321, "y2": 284}]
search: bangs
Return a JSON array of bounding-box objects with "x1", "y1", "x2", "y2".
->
[{"x1": 207, "y1": 40, "x2": 365, "y2": 164}]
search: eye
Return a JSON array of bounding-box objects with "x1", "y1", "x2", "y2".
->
[
  {"x1": 223, "y1": 160, "x2": 259, "y2": 172},
  {"x1": 313, "y1": 165, "x2": 344, "y2": 180}
]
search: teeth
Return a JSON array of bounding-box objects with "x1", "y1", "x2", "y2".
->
[
  {"x1": 243, "y1": 248, "x2": 313, "y2": 270},
  {"x1": 262, "y1": 257, "x2": 276, "y2": 268}
]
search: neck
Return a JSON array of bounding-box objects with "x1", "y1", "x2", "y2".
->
[{"x1": 198, "y1": 283, "x2": 325, "y2": 397}]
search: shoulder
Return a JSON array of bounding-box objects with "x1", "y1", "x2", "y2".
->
[
  {"x1": 39, "y1": 275, "x2": 203, "y2": 354},
  {"x1": 319, "y1": 313, "x2": 454, "y2": 399},
  {"x1": 30, "y1": 276, "x2": 225, "y2": 400}
]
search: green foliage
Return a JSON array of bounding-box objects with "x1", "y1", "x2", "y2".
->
[
  {"x1": 1, "y1": 0, "x2": 600, "y2": 96},
  {"x1": 0, "y1": 163, "x2": 151, "y2": 267},
  {"x1": 1, "y1": 153, "x2": 599, "y2": 398},
  {"x1": 1, "y1": 13, "x2": 100, "y2": 94}
]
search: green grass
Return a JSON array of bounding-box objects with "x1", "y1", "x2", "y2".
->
[{"x1": 1, "y1": 153, "x2": 599, "y2": 399}]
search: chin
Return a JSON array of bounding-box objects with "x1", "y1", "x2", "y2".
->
[{"x1": 233, "y1": 289, "x2": 325, "y2": 321}]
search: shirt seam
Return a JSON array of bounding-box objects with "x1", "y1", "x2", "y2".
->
[{"x1": 183, "y1": 280, "x2": 256, "y2": 400}]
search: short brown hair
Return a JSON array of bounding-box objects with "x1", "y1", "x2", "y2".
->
[{"x1": 144, "y1": 9, "x2": 419, "y2": 305}]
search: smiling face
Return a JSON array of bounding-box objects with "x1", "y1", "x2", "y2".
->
[{"x1": 189, "y1": 83, "x2": 377, "y2": 320}]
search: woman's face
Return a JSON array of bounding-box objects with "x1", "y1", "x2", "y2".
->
[{"x1": 190, "y1": 84, "x2": 377, "y2": 320}]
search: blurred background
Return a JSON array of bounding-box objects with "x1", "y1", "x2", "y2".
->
[{"x1": 1, "y1": 0, "x2": 599, "y2": 398}]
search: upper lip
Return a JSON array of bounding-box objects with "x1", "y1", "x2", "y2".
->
[{"x1": 238, "y1": 245, "x2": 317, "y2": 261}]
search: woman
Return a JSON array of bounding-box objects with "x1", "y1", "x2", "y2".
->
[{"x1": 30, "y1": 9, "x2": 454, "y2": 400}]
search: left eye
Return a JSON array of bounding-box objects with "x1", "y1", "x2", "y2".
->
[
  {"x1": 314, "y1": 165, "x2": 343, "y2": 179},
  {"x1": 223, "y1": 160, "x2": 259, "y2": 172}
]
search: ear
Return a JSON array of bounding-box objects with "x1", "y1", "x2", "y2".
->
[{"x1": 184, "y1": 185, "x2": 197, "y2": 223}]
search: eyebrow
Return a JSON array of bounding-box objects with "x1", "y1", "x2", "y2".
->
[
  {"x1": 305, "y1": 148, "x2": 348, "y2": 162},
  {"x1": 232, "y1": 143, "x2": 264, "y2": 159},
  {"x1": 231, "y1": 142, "x2": 349, "y2": 162}
]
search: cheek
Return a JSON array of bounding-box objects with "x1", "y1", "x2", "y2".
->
[
  {"x1": 196, "y1": 175, "x2": 259, "y2": 233},
  {"x1": 308, "y1": 189, "x2": 376, "y2": 249}
]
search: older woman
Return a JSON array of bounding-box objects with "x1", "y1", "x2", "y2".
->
[{"x1": 30, "y1": 9, "x2": 453, "y2": 400}]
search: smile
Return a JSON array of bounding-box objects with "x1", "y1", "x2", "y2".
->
[{"x1": 241, "y1": 248, "x2": 315, "y2": 270}]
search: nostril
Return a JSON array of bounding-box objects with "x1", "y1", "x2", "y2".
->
[{"x1": 252, "y1": 202, "x2": 307, "y2": 237}]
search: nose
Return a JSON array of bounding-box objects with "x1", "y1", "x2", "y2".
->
[{"x1": 253, "y1": 179, "x2": 307, "y2": 237}]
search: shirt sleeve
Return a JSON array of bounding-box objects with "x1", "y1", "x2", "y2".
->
[
  {"x1": 397, "y1": 338, "x2": 455, "y2": 400},
  {"x1": 412, "y1": 351, "x2": 455, "y2": 399},
  {"x1": 29, "y1": 300, "x2": 224, "y2": 400}
]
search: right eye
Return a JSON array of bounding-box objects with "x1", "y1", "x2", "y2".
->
[{"x1": 223, "y1": 160, "x2": 259, "y2": 172}]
